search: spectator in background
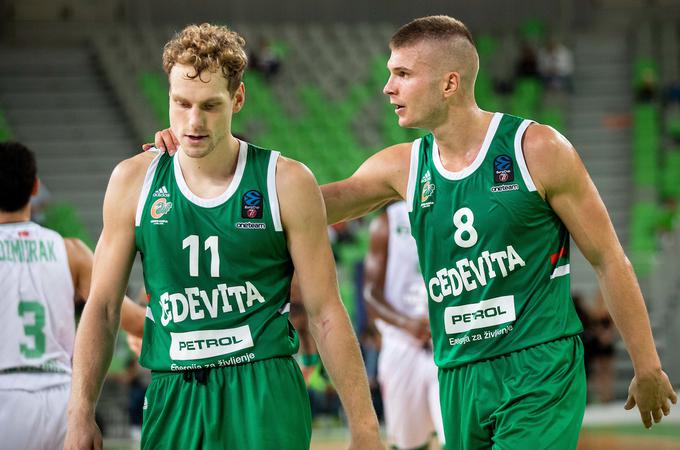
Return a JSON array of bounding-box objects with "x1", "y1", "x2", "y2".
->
[
  {"x1": 664, "y1": 78, "x2": 680, "y2": 105},
  {"x1": 572, "y1": 292, "x2": 596, "y2": 383},
  {"x1": 591, "y1": 291, "x2": 616, "y2": 403},
  {"x1": 636, "y1": 67, "x2": 659, "y2": 103},
  {"x1": 516, "y1": 41, "x2": 539, "y2": 80},
  {"x1": 249, "y1": 38, "x2": 282, "y2": 81},
  {"x1": 538, "y1": 37, "x2": 574, "y2": 92}
]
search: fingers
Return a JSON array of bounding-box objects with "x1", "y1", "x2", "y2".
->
[
  {"x1": 624, "y1": 394, "x2": 636, "y2": 410},
  {"x1": 671, "y1": 390, "x2": 678, "y2": 405},
  {"x1": 154, "y1": 131, "x2": 166, "y2": 151},
  {"x1": 652, "y1": 408, "x2": 663, "y2": 424},
  {"x1": 662, "y1": 399, "x2": 671, "y2": 416},
  {"x1": 142, "y1": 143, "x2": 153, "y2": 151},
  {"x1": 162, "y1": 129, "x2": 179, "y2": 155},
  {"x1": 639, "y1": 407, "x2": 652, "y2": 429}
]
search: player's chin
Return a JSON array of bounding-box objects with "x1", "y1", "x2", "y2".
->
[
  {"x1": 397, "y1": 116, "x2": 413, "y2": 128},
  {"x1": 182, "y1": 139, "x2": 210, "y2": 156}
]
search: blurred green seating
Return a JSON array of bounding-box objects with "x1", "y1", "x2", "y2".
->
[
  {"x1": 43, "y1": 202, "x2": 94, "y2": 249},
  {"x1": 632, "y1": 104, "x2": 660, "y2": 187},
  {"x1": 0, "y1": 108, "x2": 12, "y2": 141},
  {"x1": 139, "y1": 72, "x2": 169, "y2": 129},
  {"x1": 661, "y1": 150, "x2": 680, "y2": 198},
  {"x1": 630, "y1": 201, "x2": 660, "y2": 275}
]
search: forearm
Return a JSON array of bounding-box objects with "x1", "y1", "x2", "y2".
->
[
  {"x1": 308, "y1": 301, "x2": 379, "y2": 435},
  {"x1": 68, "y1": 300, "x2": 121, "y2": 418},
  {"x1": 594, "y1": 254, "x2": 661, "y2": 375},
  {"x1": 120, "y1": 296, "x2": 146, "y2": 337},
  {"x1": 365, "y1": 285, "x2": 411, "y2": 329},
  {"x1": 321, "y1": 182, "x2": 390, "y2": 225}
]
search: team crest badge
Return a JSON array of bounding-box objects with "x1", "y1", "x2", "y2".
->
[
  {"x1": 420, "y1": 170, "x2": 435, "y2": 208},
  {"x1": 241, "y1": 190, "x2": 263, "y2": 219},
  {"x1": 150, "y1": 198, "x2": 173, "y2": 220}
]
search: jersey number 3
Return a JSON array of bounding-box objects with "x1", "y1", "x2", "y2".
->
[{"x1": 18, "y1": 300, "x2": 46, "y2": 358}]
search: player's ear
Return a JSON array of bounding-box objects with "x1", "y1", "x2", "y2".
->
[
  {"x1": 232, "y1": 83, "x2": 245, "y2": 113},
  {"x1": 442, "y1": 72, "x2": 460, "y2": 98}
]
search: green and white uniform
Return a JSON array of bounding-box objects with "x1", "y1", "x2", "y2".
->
[
  {"x1": 135, "y1": 142, "x2": 310, "y2": 449},
  {"x1": 406, "y1": 113, "x2": 586, "y2": 449},
  {"x1": 0, "y1": 221, "x2": 75, "y2": 450}
]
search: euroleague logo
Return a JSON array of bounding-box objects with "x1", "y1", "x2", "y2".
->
[
  {"x1": 493, "y1": 155, "x2": 514, "y2": 183},
  {"x1": 150, "y1": 198, "x2": 173, "y2": 219},
  {"x1": 241, "y1": 190, "x2": 263, "y2": 219}
]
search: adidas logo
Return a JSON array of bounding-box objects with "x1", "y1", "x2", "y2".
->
[
  {"x1": 152, "y1": 186, "x2": 170, "y2": 197},
  {"x1": 421, "y1": 171, "x2": 431, "y2": 183}
]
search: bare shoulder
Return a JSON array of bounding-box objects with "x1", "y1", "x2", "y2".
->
[
  {"x1": 356, "y1": 141, "x2": 413, "y2": 196},
  {"x1": 365, "y1": 142, "x2": 412, "y2": 173},
  {"x1": 104, "y1": 151, "x2": 160, "y2": 222},
  {"x1": 522, "y1": 123, "x2": 581, "y2": 197},
  {"x1": 110, "y1": 151, "x2": 158, "y2": 187},
  {"x1": 275, "y1": 156, "x2": 326, "y2": 228},
  {"x1": 275, "y1": 155, "x2": 320, "y2": 193}
]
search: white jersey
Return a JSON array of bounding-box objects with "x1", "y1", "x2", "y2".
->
[
  {"x1": 377, "y1": 201, "x2": 428, "y2": 343},
  {"x1": 0, "y1": 221, "x2": 75, "y2": 390}
]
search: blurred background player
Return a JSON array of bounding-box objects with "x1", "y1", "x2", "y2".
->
[
  {"x1": 364, "y1": 201, "x2": 445, "y2": 450},
  {"x1": 0, "y1": 141, "x2": 145, "y2": 450}
]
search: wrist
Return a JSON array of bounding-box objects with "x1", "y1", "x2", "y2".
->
[
  {"x1": 634, "y1": 363, "x2": 662, "y2": 379},
  {"x1": 348, "y1": 416, "x2": 380, "y2": 437}
]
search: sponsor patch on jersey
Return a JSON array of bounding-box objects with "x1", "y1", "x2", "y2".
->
[
  {"x1": 150, "y1": 198, "x2": 173, "y2": 224},
  {"x1": 169, "y1": 325, "x2": 254, "y2": 360},
  {"x1": 235, "y1": 222, "x2": 266, "y2": 230},
  {"x1": 490, "y1": 184, "x2": 519, "y2": 193},
  {"x1": 241, "y1": 190, "x2": 263, "y2": 219},
  {"x1": 493, "y1": 155, "x2": 514, "y2": 183},
  {"x1": 444, "y1": 295, "x2": 516, "y2": 334}
]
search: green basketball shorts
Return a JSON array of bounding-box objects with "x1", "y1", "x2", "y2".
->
[
  {"x1": 439, "y1": 336, "x2": 586, "y2": 450},
  {"x1": 141, "y1": 356, "x2": 312, "y2": 449}
]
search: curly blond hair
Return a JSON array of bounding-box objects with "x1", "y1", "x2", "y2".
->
[{"x1": 163, "y1": 23, "x2": 248, "y2": 94}]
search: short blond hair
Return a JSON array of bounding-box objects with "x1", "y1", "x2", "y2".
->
[
  {"x1": 163, "y1": 23, "x2": 248, "y2": 94},
  {"x1": 390, "y1": 15, "x2": 475, "y2": 49}
]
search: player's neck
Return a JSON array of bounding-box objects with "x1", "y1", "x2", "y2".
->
[
  {"x1": 177, "y1": 135, "x2": 241, "y2": 197},
  {"x1": 431, "y1": 107, "x2": 494, "y2": 171},
  {"x1": 0, "y1": 206, "x2": 31, "y2": 224}
]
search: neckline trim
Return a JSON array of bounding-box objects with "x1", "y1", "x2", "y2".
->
[
  {"x1": 432, "y1": 112, "x2": 503, "y2": 180},
  {"x1": 173, "y1": 140, "x2": 248, "y2": 208}
]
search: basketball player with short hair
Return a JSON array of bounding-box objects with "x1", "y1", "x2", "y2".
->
[
  {"x1": 149, "y1": 15, "x2": 677, "y2": 450},
  {"x1": 0, "y1": 141, "x2": 145, "y2": 450},
  {"x1": 64, "y1": 23, "x2": 381, "y2": 450},
  {"x1": 364, "y1": 201, "x2": 445, "y2": 450}
]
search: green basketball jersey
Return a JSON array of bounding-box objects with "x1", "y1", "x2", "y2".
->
[
  {"x1": 407, "y1": 113, "x2": 582, "y2": 369},
  {"x1": 135, "y1": 142, "x2": 297, "y2": 372}
]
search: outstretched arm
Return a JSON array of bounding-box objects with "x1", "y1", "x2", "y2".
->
[
  {"x1": 321, "y1": 143, "x2": 411, "y2": 224},
  {"x1": 524, "y1": 124, "x2": 677, "y2": 428},
  {"x1": 65, "y1": 154, "x2": 152, "y2": 450},
  {"x1": 277, "y1": 157, "x2": 383, "y2": 450},
  {"x1": 64, "y1": 237, "x2": 146, "y2": 338}
]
